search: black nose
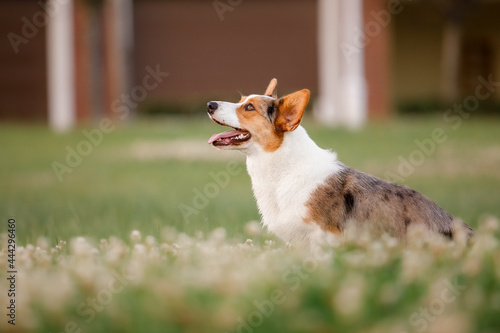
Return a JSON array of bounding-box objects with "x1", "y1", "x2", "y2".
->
[{"x1": 207, "y1": 101, "x2": 218, "y2": 114}]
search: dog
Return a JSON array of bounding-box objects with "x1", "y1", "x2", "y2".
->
[{"x1": 207, "y1": 78, "x2": 474, "y2": 247}]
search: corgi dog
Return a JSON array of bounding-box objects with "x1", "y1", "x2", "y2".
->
[{"x1": 207, "y1": 78, "x2": 474, "y2": 247}]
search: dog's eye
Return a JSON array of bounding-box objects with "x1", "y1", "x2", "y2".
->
[{"x1": 244, "y1": 103, "x2": 255, "y2": 111}]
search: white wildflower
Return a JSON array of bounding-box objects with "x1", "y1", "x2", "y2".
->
[
  {"x1": 145, "y1": 235, "x2": 156, "y2": 248},
  {"x1": 333, "y1": 274, "x2": 365, "y2": 318},
  {"x1": 406, "y1": 223, "x2": 431, "y2": 249},
  {"x1": 469, "y1": 233, "x2": 498, "y2": 258},
  {"x1": 264, "y1": 240, "x2": 275, "y2": 249},
  {"x1": 452, "y1": 220, "x2": 469, "y2": 254},
  {"x1": 381, "y1": 234, "x2": 399, "y2": 249},
  {"x1": 26, "y1": 244, "x2": 35, "y2": 256},
  {"x1": 34, "y1": 247, "x2": 51, "y2": 266},
  {"x1": 159, "y1": 242, "x2": 170, "y2": 252},
  {"x1": 100, "y1": 238, "x2": 108, "y2": 250},
  {"x1": 105, "y1": 238, "x2": 128, "y2": 265},
  {"x1": 402, "y1": 249, "x2": 432, "y2": 282},
  {"x1": 210, "y1": 228, "x2": 227, "y2": 244},
  {"x1": 462, "y1": 256, "x2": 481, "y2": 276},
  {"x1": 70, "y1": 237, "x2": 93, "y2": 257},
  {"x1": 244, "y1": 221, "x2": 262, "y2": 236},
  {"x1": 427, "y1": 314, "x2": 470, "y2": 333},
  {"x1": 130, "y1": 230, "x2": 141, "y2": 243},
  {"x1": 479, "y1": 215, "x2": 499, "y2": 233},
  {"x1": 133, "y1": 244, "x2": 147, "y2": 256},
  {"x1": 36, "y1": 236, "x2": 50, "y2": 250}
]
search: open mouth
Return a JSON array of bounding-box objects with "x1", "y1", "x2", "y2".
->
[{"x1": 208, "y1": 127, "x2": 251, "y2": 147}]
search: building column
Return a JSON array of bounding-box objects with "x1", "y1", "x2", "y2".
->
[
  {"x1": 338, "y1": 0, "x2": 367, "y2": 129},
  {"x1": 103, "y1": 0, "x2": 134, "y2": 119},
  {"x1": 316, "y1": 0, "x2": 367, "y2": 129},
  {"x1": 46, "y1": 0, "x2": 76, "y2": 132},
  {"x1": 315, "y1": 0, "x2": 340, "y2": 125}
]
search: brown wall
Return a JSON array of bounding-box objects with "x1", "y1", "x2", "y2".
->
[
  {"x1": 0, "y1": 0, "x2": 47, "y2": 122},
  {"x1": 364, "y1": 0, "x2": 393, "y2": 118},
  {"x1": 393, "y1": 0, "x2": 500, "y2": 106},
  {"x1": 2, "y1": 0, "x2": 498, "y2": 124},
  {"x1": 133, "y1": 0, "x2": 318, "y2": 106}
]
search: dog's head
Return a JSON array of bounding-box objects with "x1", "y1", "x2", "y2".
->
[{"x1": 207, "y1": 78, "x2": 310, "y2": 152}]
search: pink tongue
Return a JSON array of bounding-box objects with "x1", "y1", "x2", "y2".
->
[{"x1": 208, "y1": 130, "x2": 243, "y2": 144}]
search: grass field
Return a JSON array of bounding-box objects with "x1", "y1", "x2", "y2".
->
[{"x1": 1, "y1": 115, "x2": 500, "y2": 332}]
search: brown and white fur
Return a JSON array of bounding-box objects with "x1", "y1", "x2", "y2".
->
[{"x1": 207, "y1": 78, "x2": 474, "y2": 247}]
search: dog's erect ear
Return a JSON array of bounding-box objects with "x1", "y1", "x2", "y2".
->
[
  {"x1": 275, "y1": 89, "x2": 310, "y2": 132},
  {"x1": 264, "y1": 78, "x2": 278, "y2": 99}
]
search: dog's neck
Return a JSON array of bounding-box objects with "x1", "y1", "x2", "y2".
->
[{"x1": 244, "y1": 126, "x2": 340, "y2": 193}]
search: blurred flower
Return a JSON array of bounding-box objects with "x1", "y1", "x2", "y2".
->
[
  {"x1": 427, "y1": 314, "x2": 470, "y2": 333},
  {"x1": 36, "y1": 236, "x2": 50, "y2": 251},
  {"x1": 478, "y1": 215, "x2": 499, "y2": 233},
  {"x1": 5, "y1": 216, "x2": 500, "y2": 333},
  {"x1": 264, "y1": 240, "x2": 275, "y2": 249},
  {"x1": 70, "y1": 237, "x2": 94, "y2": 258},
  {"x1": 210, "y1": 227, "x2": 227, "y2": 244},
  {"x1": 332, "y1": 274, "x2": 365, "y2": 318},
  {"x1": 145, "y1": 235, "x2": 156, "y2": 249},
  {"x1": 130, "y1": 230, "x2": 141, "y2": 243},
  {"x1": 100, "y1": 238, "x2": 109, "y2": 250},
  {"x1": 244, "y1": 221, "x2": 262, "y2": 236}
]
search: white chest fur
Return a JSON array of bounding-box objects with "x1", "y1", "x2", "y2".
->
[{"x1": 244, "y1": 126, "x2": 343, "y2": 246}]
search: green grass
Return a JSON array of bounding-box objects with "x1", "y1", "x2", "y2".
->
[
  {"x1": 1, "y1": 115, "x2": 499, "y2": 244},
  {"x1": 1, "y1": 115, "x2": 500, "y2": 332}
]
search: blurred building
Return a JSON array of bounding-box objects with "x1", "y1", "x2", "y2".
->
[{"x1": 0, "y1": 0, "x2": 499, "y2": 131}]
